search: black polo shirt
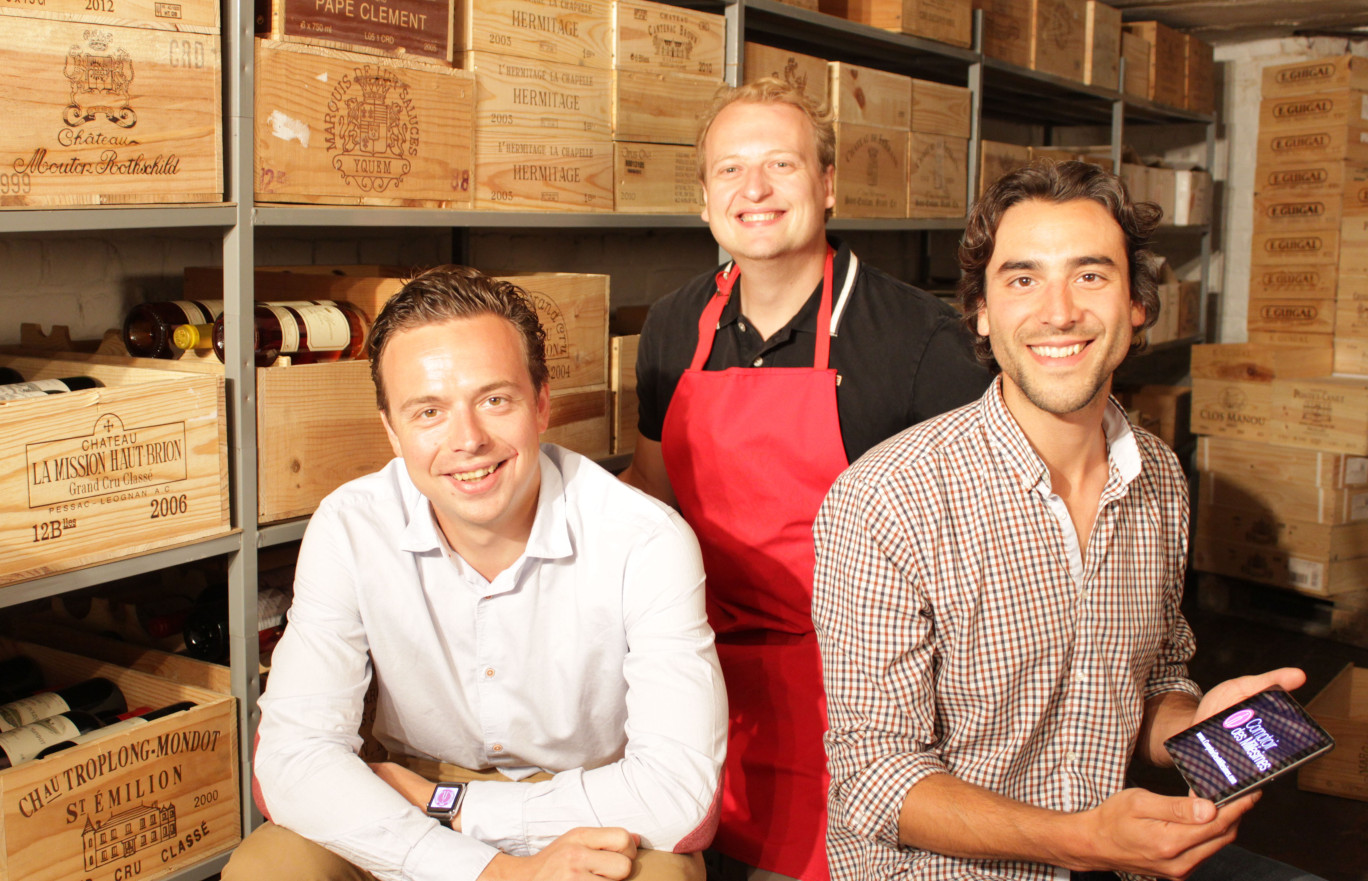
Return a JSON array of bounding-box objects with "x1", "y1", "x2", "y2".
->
[{"x1": 636, "y1": 239, "x2": 993, "y2": 464}]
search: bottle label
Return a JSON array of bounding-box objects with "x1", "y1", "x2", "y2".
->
[
  {"x1": 172, "y1": 300, "x2": 224, "y2": 325},
  {"x1": 0, "y1": 379, "x2": 72, "y2": 401},
  {"x1": 295, "y1": 303, "x2": 351, "y2": 352},
  {"x1": 0, "y1": 715, "x2": 83, "y2": 765},
  {"x1": 0, "y1": 692, "x2": 70, "y2": 731},
  {"x1": 264, "y1": 304, "x2": 305, "y2": 355}
]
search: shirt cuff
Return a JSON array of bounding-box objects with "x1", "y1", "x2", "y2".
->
[
  {"x1": 401, "y1": 821, "x2": 501, "y2": 881},
  {"x1": 838, "y1": 751, "x2": 950, "y2": 850},
  {"x1": 462, "y1": 780, "x2": 532, "y2": 856}
]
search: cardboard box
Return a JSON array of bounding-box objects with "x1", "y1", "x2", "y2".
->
[
  {"x1": 1120, "y1": 30, "x2": 1150, "y2": 100},
  {"x1": 1184, "y1": 33, "x2": 1215, "y2": 115},
  {"x1": 612, "y1": 142, "x2": 702, "y2": 213},
  {"x1": 1272, "y1": 375, "x2": 1368, "y2": 456},
  {"x1": 822, "y1": 0, "x2": 972, "y2": 47},
  {"x1": 832, "y1": 124, "x2": 908, "y2": 218},
  {"x1": 1299, "y1": 664, "x2": 1368, "y2": 801},
  {"x1": 1262, "y1": 55, "x2": 1368, "y2": 100},
  {"x1": 1249, "y1": 264, "x2": 1340, "y2": 300},
  {"x1": 5, "y1": 0, "x2": 218, "y2": 30},
  {"x1": 978, "y1": 139, "x2": 1031, "y2": 198},
  {"x1": 829, "y1": 63, "x2": 912, "y2": 129},
  {"x1": 1193, "y1": 532, "x2": 1368, "y2": 597},
  {"x1": 612, "y1": 0, "x2": 724, "y2": 77},
  {"x1": 0, "y1": 15, "x2": 222, "y2": 207},
  {"x1": 974, "y1": 0, "x2": 1031, "y2": 68},
  {"x1": 907, "y1": 133, "x2": 967, "y2": 218},
  {"x1": 612, "y1": 70, "x2": 721, "y2": 145},
  {"x1": 1123, "y1": 20, "x2": 1184, "y2": 107},
  {"x1": 1198, "y1": 436, "x2": 1368, "y2": 489},
  {"x1": 0, "y1": 640, "x2": 239, "y2": 881},
  {"x1": 1259, "y1": 90, "x2": 1368, "y2": 134},
  {"x1": 743, "y1": 43, "x2": 829, "y2": 103},
  {"x1": 0, "y1": 355, "x2": 230, "y2": 587},
  {"x1": 455, "y1": 0, "x2": 613, "y2": 68},
  {"x1": 909, "y1": 78, "x2": 971, "y2": 137},
  {"x1": 1248, "y1": 298, "x2": 1337, "y2": 335},
  {"x1": 255, "y1": 39, "x2": 475, "y2": 208},
  {"x1": 610, "y1": 334, "x2": 639, "y2": 455},
  {"x1": 256, "y1": 0, "x2": 451, "y2": 62},
  {"x1": 1030, "y1": 0, "x2": 1087, "y2": 83},
  {"x1": 1083, "y1": 0, "x2": 1120, "y2": 89}
]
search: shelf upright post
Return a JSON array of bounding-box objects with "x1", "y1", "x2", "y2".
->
[
  {"x1": 966, "y1": 9, "x2": 984, "y2": 209},
  {"x1": 1111, "y1": 57, "x2": 1125, "y2": 173},
  {"x1": 1200, "y1": 117, "x2": 1216, "y2": 340},
  {"x1": 223, "y1": 0, "x2": 263, "y2": 836},
  {"x1": 716, "y1": 0, "x2": 743, "y2": 266}
]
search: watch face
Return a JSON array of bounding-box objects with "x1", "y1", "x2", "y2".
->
[{"x1": 428, "y1": 783, "x2": 463, "y2": 813}]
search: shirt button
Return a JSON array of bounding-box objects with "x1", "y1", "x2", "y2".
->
[
  {"x1": 1066, "y1": 750, "x2": 1079, "y2": 763},
  {"x1": 752, "y1": 357, "x2": 763, "y2": 366},
  {"x1": 484, "y1": 667, "x2": 495, "y2": 678},
  {"x1": 738, "y1": 321, "x2": 747, "y2": 332},
  {"x1": 491, "y1": 743, "x2": 504, "y2": 752}
]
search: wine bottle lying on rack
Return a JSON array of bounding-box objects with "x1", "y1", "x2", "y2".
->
[
  {"x1": 123, "y1": 299, "x2": 223, "y2": 359},
  {"x1": 0, "y1": 677, "x2": 126, "y2": 731},
  {"x1": 0, "y1": 376, "x2": 103, "y2": 400},
  {"x1": 0, "y1": 710, "x2": 112, "y2": 768},
  {"x1": 35, "y1": 701, "x2": 197, "y2": 759},
  {"x1": 184, "y1": 586, "x2": 291, "y2": 663},
  {"x1": 193, "y1": 300, "x2": 369, "y2": 367}
]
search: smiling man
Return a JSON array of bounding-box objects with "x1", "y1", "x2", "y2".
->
[
  {"x1": 813, "y1": 162, "x2": 1319, "y2": 881},
  {"x1": 619, "y1": 78, "x2": 989, "y2": 881},
  {"x1": 227, "y1": 266, "x2": 727, "y2": 881}
]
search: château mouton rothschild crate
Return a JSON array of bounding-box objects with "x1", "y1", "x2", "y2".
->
[
  {"x1": 1, "y1": 0, "x2": 218, "y2": 31},
  {"x1": 255, "y1": 0, "x2": 453, "y2": 63},
  {"x1": 0, "y1": 355, "x2": 230, "y2": 588},
  {"x1": 0, "y1": 14, "x2": 222, "y2": 207},
  {"x1": 0, "y1": 640, "x2": 239, "y2": 881},
  {"x1": 254, "y1": 39, "x2": 475, "y2": 208}
]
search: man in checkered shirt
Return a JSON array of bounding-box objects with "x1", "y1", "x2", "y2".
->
[{"x1": 813, "y1": 161, "x2": 1321, "y2": 881}]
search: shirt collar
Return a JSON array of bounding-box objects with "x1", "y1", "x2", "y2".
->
[{"x1": 718, "y1": 237, "x2": 853, "y2": 335}]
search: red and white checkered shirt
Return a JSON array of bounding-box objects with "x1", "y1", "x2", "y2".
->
[{"x1": 814, "y1": 378, "x2": 1200, "y2": 881}]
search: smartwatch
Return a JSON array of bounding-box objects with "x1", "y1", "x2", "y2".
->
[{"x1": 424, "y1": 782, "x2": 467, "y2": 825}]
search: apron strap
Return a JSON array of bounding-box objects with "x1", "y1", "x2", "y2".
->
[
  {"x1": 813, "y1": 248, "x2": 835, "y2": 370},
  {"x1": 689, "y1": 262, "x2": 737, "y2": 371}
]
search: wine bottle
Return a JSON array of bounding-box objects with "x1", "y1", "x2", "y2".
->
[
  {"x1": 123, "y1": 299, "x2": 223, "y2": 359},
  {"x1": 0, "y1": 656, "x2": 45, "y2": 704},
  {"x1": 210, "y1": 301, "x2": 369, "y2": 367},
  {"x1": 35, "y1": 701, "x2": 197, "y2": 759},
  {"x1": 0, "y1": 366, "x2": 23, "y2": 384},
  {"x1": 184, "y1": 586, "x2": 291, "y2": 663},
  {"x1": 0, "y1": 710, "x2": 108, "y2": 768},
  {"x1": 0, "y1": 677, "x2": 127, "y2": 732},
  {"x1": 0, "y1": 376, "x2": 103, "y2": 400}
]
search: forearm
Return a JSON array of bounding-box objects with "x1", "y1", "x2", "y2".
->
[{"x1": 1137, "y1": 690, "x2": 1201, "y2": 767}]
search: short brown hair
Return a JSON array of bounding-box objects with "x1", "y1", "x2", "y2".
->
[
  {"x1": 957, "y1": 160, "x2": 1163, "y2": 368},
  {"x1": 695, "y1": 76, "x2": 836, "y2": 181},
  {"x1": 367, "y1": 266, "x2": 549, "y2": 413}
]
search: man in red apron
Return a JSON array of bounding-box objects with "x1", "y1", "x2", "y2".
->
[{"x1": 620, "y1": 78, "x2": 990, "y2": 881}]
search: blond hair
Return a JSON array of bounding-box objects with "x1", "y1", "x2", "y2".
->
[{"x1": 695, "y1": 77, "x2": 836, "y2": 181}]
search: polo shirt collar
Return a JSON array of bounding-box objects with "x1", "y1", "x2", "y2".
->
[{"x1": 717, "y1": 237, "x2": 854, "y2": 337}]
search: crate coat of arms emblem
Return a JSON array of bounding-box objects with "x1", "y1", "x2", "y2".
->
[{"x1": 64, "y1": 30, "x2": 136, "y2": 128}]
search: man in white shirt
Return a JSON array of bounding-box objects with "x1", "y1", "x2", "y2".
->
[{"x1": 224, "y1": 266, "x2": 728, "y2": 881}]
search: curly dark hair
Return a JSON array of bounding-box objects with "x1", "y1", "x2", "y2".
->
[
  {"x1": 957, "y1": 160, "x2": 1163, "y2": 368},
  {"x1": 367, "y1": 265, "x2": 549, "y2": 413}
]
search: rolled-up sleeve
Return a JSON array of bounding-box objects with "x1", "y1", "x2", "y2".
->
[
  {"x1": 814, "y1": 473, "x2": 948, "y2": 850},
  {"x1": 1141, "y1": 460, "x2": 1201, "y2": 704}
]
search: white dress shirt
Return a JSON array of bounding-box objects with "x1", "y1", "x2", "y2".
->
[{"x1": 255, "y1": 445, "x2": 728, "y2": 881}]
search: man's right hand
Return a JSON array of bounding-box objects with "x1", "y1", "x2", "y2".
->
[
  {"x1": 479, "y1": 827, "x2": 639, "y2": 881},
  {"x1": 1074, "y1": 786, "x2": 1259, "y2": 879}
]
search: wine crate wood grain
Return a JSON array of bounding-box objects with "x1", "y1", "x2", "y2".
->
[
  {"x1": 0, "y1": 641, "x2": 239, "y2": 881},
  {"x1": 1083, "y1": 0, "x2": 1119, "y2": 89},
  {"x1": 1257, "y1": 123, "x2": 1368, "y2": 167},
  {"x1": 1271, "y1": 376, "x2": 1368, "y2": 456},
  {"x1": 1030, "y1": 0, "x2": 1086, "y2": 83},
  {"x1": 612, "y1": 0, "x2": 723, "y2": 77},
  {"x1": 979, "y1": 139, "x2": 1030, "y2": 197},
  {"x1": 0, "y1": 355, "x2": 229, "y2": 588},
  {"x1": 1120, "y1": 30, "x2": 1149, "y2": 100},
  {"x1": 1262, "y1": 55, "x2": 1368, "y2": 100},
  {"x1": 1247, "y1": 297, "x2": 1336, "y2": 335},
  {"x1": 2, "y1": 0, "x2": 218, "y2": 31},
  {"x1": 20, "y1": 621, "x2": 233, "y2": 693},
  {"x1": 611, "y1": 335, "x2": 639, "y2": 455},
  {"x1": 255, "y1": 39, "x2": 475, "y2": 208},
  {"x1": 1249, "y1": 264, "x2": 1339, "y2": 300},
  {"x1": 1191, "y1": 379, "x2": 1273, "y2": 442},
  {"x1": 1198, "y1": 436, "x2": 1367, "y2": 490},
  {"x1": 972, "y1": 0, "x2": 1030, "y2": 68},
  {"x1": 909, "y1": 78, "x2": 970, "y2": 137},
  {"x1": 742, "y1": 43, "x2": 828, "y2": 102},
  {"x1": 1199, "y1": 469, "x2": 1368, "y2": 528},
  {"x1": 1249, "y1": 229, "x2": 1342, "y2": 265},
  {"x1": 829, "y1": 62, "x2": 912, "y2": 129},
  {"x1": 1260, "y1": 90, "x2": 1368, "y2": 135},
  {"x1": 1255, "y1": 161, "x2": 1368, "y2": 202},
  {"x1": 1123, "y1": 21, "x2": 1184, "y2": 107},
  {"x1": 1252, "y1": 192, "x2": 1344, "y2": 232},
  {"x1": 0, "y1": 16, "x2": 222, "y2": 207},
  {"x1": 255, "y1": 0, "x2": 452, "y2": 62},
  {"x1": 1184, "y1": 33, "x2": 1214, "y2": 115},
  {"x1": 907, "y1": 133, "x2": 967, "y2": 218},
  {"x1": 612, "y1": 70, "x2": 721, "y2": 145},
  {"x1": 1198, "y1": 505, "x2": 1368, "y2": 564},
  {"x1": 1337, "y1": 336, "x2": 1368, "y2": 374},
  {"x1": 1193, "y1": 534, "x2": 1368, "y2": 598},
  {"x1": 545, "y1": 387, "x2": 611, "y2": 460},
  {"x1": 1299, "y1": 664, "x2": 1368, "y2": 801},
  {"x1": 455, "y1": 0, "x2": 613, "y2": 68},
  {"x1": 831, "y1": 124, "x2": 908, "y2": 219},
  {"x1": 1191, "y1": 343, "x2": 1333, "y2": 382},
  {"x1": 613, "y1": 142, "x2": 702, "y2": 213},
  {"x1": 819, "y1": 0, "x2": 971, "y2": 47}
]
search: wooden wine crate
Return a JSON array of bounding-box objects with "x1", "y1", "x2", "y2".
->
[
  {"x1": 742, "y1": 43, "x2": 829, "y2": 103},
  {"x1": 1198, "y1": 506, "x2": 1368, "y2": 571},
  {"x1": 454, "y1": 0, "x2": 613, "y2": 69},
  {"x1": 972, "y1": 0, "x2": 1030, "y2": 68},
  {"x1": 1118, "y1": 384, "x2": 1190, "y2": 450},
  {"x1": 1191, "y1": 379, "x2": 1272, "y2": 443},
  {"x1": 1271, "y1": 375, "x2": 1368, "y2": 456},
  {"x1": 1255, "y1": 161, "x2": 1368, "y2": 201},
  {"x1": 1184, "y1": 33, "x2": 1214, "y2": 115},
  {"x1": 1262, "y1": 55, "x2": 1368, "y2": 100},
  {"x1": 829, "y1": 63, "x2": 912, "y2": 130},
  {"x1": 1123, "y1": 21, "x2": 1184, "y2": 107},
  {"x1": 0, "y1": 640, "x2": 239, "y2": 881},
  {"x1": 2, "y1": 0, "x2": 218, "y2": 31},
  {"x1": 1337, "y1": 334, "x2": 1368, "y2": 374},
  {"x1": 1260, "y1": 90, "x2": 1368, "y2": 134},
  {"x1": 612, "y1": 70, "x2": 721, "y2": 145},
  {"x1": 1338, "y1": 279, "x2": 1368, "y2": 335},
  {"x1": 907, "y1": 133, "x2": 967, "y2": 219},
  {"x1": 1249, "y1": 229, "x2": 1341, "y2": 266},
  {"x1": 1191, "y1": 342, "x2": 1333, "y2": 383},
  {"x1": 1198, "y1": 436, "x2": 1368, "y2": 490},
  {"x1": 0, "y1": 15, "x2": 222, "y2": 207},
  {"x1": 255, "y1": 0, "x2": 452, "y2": 62},
  {"x1": 475, "y1": 134, "x2": 613, "y2": 211},
  {"x1": 1247, "y1": 298, "x2": 1336, "y2": 335},
  {"x1": 1193, "y1": 533, "x2": 1368, "y2": 598},
  {"x1": 819, "y1": 0, "x2": 971, "y2": 47},
  {"x1": 612, "y1": 0, "x2": 724, "y2": 77},
  {"x1": 612, "y1": 142, "x2": 702, "y2": 213},
  {"x1": 1030, "y1": 0, "x2": 1087, "y2": 83},
  {"x1": 0, "y1": 355, "x2": 229, "y2": 588},
  {"x1": 909, "y1": 78, "x2": 970, "y2": 137},
  {"x1": 610, "y1": 334, "x2": 638, "y2": 456},
  {"x1": 1120, "y1": 30, "x2": 1149, "y2": 100},
  {"x1": 1257, "y1": 124, "x2": 1368, "y2": 168},
  {"x1": 1082, "y1": 0, "x2": 1119, "y2": 88},
  {"x1": 978, "y1": 139, "x2": 1031, "y2": 197},
  {"x1": 1199, "y1": 468, "x2": 1367, "y2": 528},
  {"x1": 255, "y1": 39, "x2": 475, "y2": 207},
  {"x1": 831, "y1": 124, "x2": 908, "y2": 219},
  {"x1": 1249, "y1": 264, "x2": 1339, "y2": 300},
  {"x1": 1299, "y1": 664, "x2": 1368, "y2": 801},
  {"x1": 1252, "y1": 192, "x2": 1344, "y2": 232}
]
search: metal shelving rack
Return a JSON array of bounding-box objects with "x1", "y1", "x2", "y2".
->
[{"x1": 0, "y1": 3, "x2": 1216, "y2": 878}]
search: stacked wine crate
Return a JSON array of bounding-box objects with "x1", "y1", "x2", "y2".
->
[
  {"x1": 0, "y1": 0, "x2": 223, "y2": 206},
  {"x1": 974, "y1": 0, "x2": 1087, "y2": 82},
  {"x1": 829, "y1": 62, "x2": 912, "y2": 218},
  {"x1": 907, "y1": 78, "x2": 971, "y2": 218},
  {"x1": 817, "y1": 0, "x2": 972, "y2": 48},
  {"x1": 253, "y1": 0, "x2": 476, "y2": 207},
  {"x1": 610, "y1": 0, "x2": 724, "y2": 214},
  {"x1": 744, "y1": 43, "x2": 832, "y2": 106}
]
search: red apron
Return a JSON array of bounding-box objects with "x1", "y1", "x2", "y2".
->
[{"x1": 661, "y1": 250, "x2": 854, "y2": 881}]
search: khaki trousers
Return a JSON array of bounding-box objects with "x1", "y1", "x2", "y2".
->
[{"x1": 224, "y1": 761, "x2": 705, "y2": 881}]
